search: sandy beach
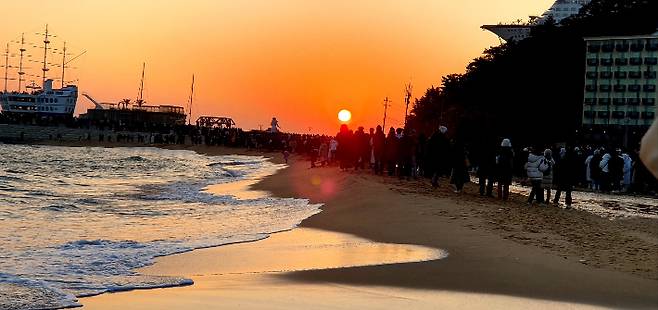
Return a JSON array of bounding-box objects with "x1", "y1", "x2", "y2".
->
[{"x1": 73, "y1": 145, "x2": 658, "y2": 309}]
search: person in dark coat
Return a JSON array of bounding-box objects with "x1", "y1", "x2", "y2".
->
[
  {"x1": 496, "y1": 138, "x2": 514, "y2": 200},
  {"x1": 353, "y1": 127, "x2": 367, "y2": 170},
  {"x1": 372, "y1": 125, "x2": 386, "y2": 175},
  {"x1": 450, "y1": 140, "x2": 469, "y2": 193},
  {"x1": 428, "y1": 126, "x2": 450, "y2": 187},
  {"x1": 336, "y1": 124, "x2": 353, "y2": 171},
  {"x1": 476, "y1": 138, "x2": 497, "y2": 197},
  {"x1": 385, "y1": 127, "x2": 398, "y2": 176},
  {"x1": 553, "y1": 147, "x2": 577, "y2": 208}
]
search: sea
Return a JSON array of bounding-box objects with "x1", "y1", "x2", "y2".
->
[{"x1": 0, "y1": 144, "x2": 322, "y2": 310}]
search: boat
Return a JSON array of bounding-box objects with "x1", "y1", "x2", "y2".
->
[
  {"x1": 481, "y1": 0, "x2": 591, "y2": 42},
  {"x1": 0, "y1": 25, "x2": 83, "y2": 119}
]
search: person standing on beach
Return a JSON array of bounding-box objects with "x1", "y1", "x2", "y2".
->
[
  {"x1": 476, "y1": 138, "x2": 496, "y2": 197},
  {"x1": 385, "y1": 127, "x2": 398, "y2": 176},
  {"x1": 372, "y1": 126, "x2": 386, "y2": 175},
  {"x1": 540, "y1": 149, "x2": 555, "y2": 203},
  {"x1": 428, "y1": 126, "x2": 450, "y2": 187},
  {"x1": 450, "y1": 140, "x2": 469, "y2": 193},
  {"x1": 553, "y1": 147, "x2": 577, "y2": 208},
  {"x1": 496, "y1": 138, "x2": 514, "y2": 200},
  {"x1": 525, "y1": 148, "x2": 545, "y2": 204}
]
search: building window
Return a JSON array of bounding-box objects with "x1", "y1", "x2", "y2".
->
[
  {"x1": 630, "y1": 57, "x2": 643, "y2": 65},
  {"x1": 628, "y1": 111, "x2": 640, "y2": 119},
  {"x1": 642, "y1": 112, "x2": 655, "y2": 119},
  {"x1": 612, "y1": 111, "x2": 625, "y2": 119},
  {"x1": 601, "y1": 43, "x2": 614, "y2": 52},
  {"x1": 613, "y1": 98, "x2": 626, "y2": 105},
  {"x1": 644, "y1": 85, "x2": 657, "y2": 92},
  {"x1": 615, "y1": 58, "x2": 628, "y2": 65},
  {"x1": 614, "y1": 85, "x2": 626, "y2": 92},
  {"x1": 600, "y1": 71, "x2": 612, "y2": 79},
  {"x1": 597, "y1": 111, "x2": 610, "y2": 118},
  {"x1": 615, "y1": 42, "x2": 630, "y2": 52},
  {"x1": 600, "y1": 58, "x2": 613, "y2": 66},
  {"x1": 584, "y1": 98, "x2": 597, "y2": 105},
  {"x1": 643, "y1": 98, "x2": 656, "y2": 105},
  {"x1": 585, "y1": 85, "x2": 597, "y2": 92},
  {"x1": 645, "y1": 71, "x2": 657, "y2": 79},
  {"x1": 631, "y1": 40, "x2": 645, "y2": 51},
  {"x1": 588, "y1": 44, "x2": 601, "y2": 53},
  {"x1": 615, "y1": 71, "x2": 628, "y2": 79},
  {"x1": 587, "y1": 58, "x2": 598, "y2": 66},
  {"x1": 645, "y1": 57, "x2": 658, "y2": 65},
  {"x1": 600, "y1": 85, "x2": 611, "y2": 92},
  {"x1": 629, "y1": 71, "x2": 642, "y2": 79},
  {"x1": 599, "y1": 98, "x2": 611, "y2": 105},
  {"x1": 647, "y1": 39, "x2": 658, "y2": 51},
  {"x1": 628, "y1": 98, "x2": 641, "y2": 105}
]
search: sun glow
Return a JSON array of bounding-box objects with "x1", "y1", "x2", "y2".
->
[{"x1": 338, "y1": 109, "x2": 352, "y2": 123}]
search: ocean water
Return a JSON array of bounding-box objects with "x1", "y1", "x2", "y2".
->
[{"x1": 0, "y1": 144, "x2": 322, "y2": 310}]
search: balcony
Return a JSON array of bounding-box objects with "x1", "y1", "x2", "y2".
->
[
  {"x1": 601, "y1": 44, "x2": 614, "y2": 52},
  {"x1": 645, "y1": 71, "x2": 657, "y2": 79},
  {"x1": 644, "y1": 85, "x2": 657, "y2": 92},
  {"x1": 615, "y1": 58, "x2": 628, "y2": 65},
  {"x1": 599, "y1": 98, "x2": 611, "y2": 105},
  {"x1": 645, "y1": 57, "x2": 658, "y2": 65},
  {"x1": 628, "y1": 98, "x2": 641, "y2": 105},
  {"x1": 584, "y1": 98, "x2": 597, "y2": 105},
  {"x1": 628, "y1": 84, "x2": 641, "y2": 92},
  {"x1": 600, "y1": 71, "x2": 612, "y2": 79},
  {"x1": 587, "y1": 58, "x2": 599, "y2": 66},
  {"x1": 588, "y1": 44, "x2": 601, "y2": 53},
  {"x1": 613, "y1": 98, "x2": 626, "y2": 105},
  {"x1": 600, "y1": 85, "x2": 611, "y2": 92},
  {"x1": 585, "y1": 85, "x2": 597, "y2": 92},
  {"x1": 629, "y1": 71, "x2": 642, "y2": 79},
  {"x1": 642, "y1": 112, "x2": 655, "y2": 119},
  {"x1": 614, "y1": 85, "x2": 626, "y2": 92},
  {"x1": 615, "y1": 71, "x2": 628, "y2": 79},
  {"x1": 628, "y1": 111, "x2": 640, "y2": 119},
  {"x1": 643, "y1": 98, "x2": 656, "y2": 105},
  {"x1": 615, "y1": 43, "x2": 630, "y2": 52},
  {"x1": 597, "y1": 111, "x2": 610, "y2": 118},
  {"x1": 630, "y1": 57, "x2": 643, "y2": 65}
]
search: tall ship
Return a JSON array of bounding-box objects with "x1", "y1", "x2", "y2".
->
[
  {"x1": 481, "y1": 0, "x2": 591, "y2": 42},
  {"x1": 0, "y1": 25, "x2": 83, "y2": 119}
]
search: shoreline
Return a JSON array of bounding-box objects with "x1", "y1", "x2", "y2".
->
[{"x1": 9, "y1": 142, "x2": 658, "y2": 308}]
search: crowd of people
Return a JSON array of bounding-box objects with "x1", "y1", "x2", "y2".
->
[{"x1": 298, "y1": 124, "x2": 658, "y2": 206}]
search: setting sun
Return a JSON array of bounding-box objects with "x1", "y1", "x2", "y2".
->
[{"x1": 338, "y1": 109, "x2": 352, "y2": 123}]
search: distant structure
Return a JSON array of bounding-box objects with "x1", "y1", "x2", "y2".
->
[
  {"x1": 582, "y1": 32, "x2": 658, "y2": 131},
  {"x1": 0, "y1": 25, "x2": 84, "y2": 120},
  {"x1": 481, "y1": 0, "x2": 591, "y2": 42}
]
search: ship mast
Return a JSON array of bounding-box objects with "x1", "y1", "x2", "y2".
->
[
  {"x1": 188, "y1": 74, "x2": 194, "y2": 125},
  {"x1": 3, "y1": 43, "x2": 8, "y2": 92},
  {"x1": 60, "y1": 42, "x2": 66, "y2": 88},
  {"x1": 137, "y1": 62, "x2": 145, "y2": 107},
  {"x1": 41, "y1": 24, "x2": 50, "y2": 86},
  {"x1": 18, "y1": 33, "x2": 25, "y2": 92}
]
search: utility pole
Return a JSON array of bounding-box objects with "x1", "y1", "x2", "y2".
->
[
  {"x1": 188, "y1": 74, "x2": 195, "y2": 125},
  {"x1": 382, "y1": 97, "x2": 391, "y2": 130},
  {"x1": 404, "y1": 82, "x2": 413, "y2": 128}
]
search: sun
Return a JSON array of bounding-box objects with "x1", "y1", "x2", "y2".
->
[{"x1": 338, "y1": 109, "x2": 352, "y2": 122}]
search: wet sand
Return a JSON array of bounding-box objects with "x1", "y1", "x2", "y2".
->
[{"x1": 67, "y1": 145, "x2": 658, "y2": 309}]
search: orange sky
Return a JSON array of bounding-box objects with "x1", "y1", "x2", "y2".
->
[{"x1": 1, "y1": 0, "x2": 553, "y2": 134}]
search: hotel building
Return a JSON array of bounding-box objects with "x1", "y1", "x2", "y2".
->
[{"x1": 583, "y1": 33, "x2": 658, "y2": 128}]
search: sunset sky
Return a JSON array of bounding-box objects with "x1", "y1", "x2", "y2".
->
[{"x1": 1, "y1": 0, "x2": 553, "y2": 134}]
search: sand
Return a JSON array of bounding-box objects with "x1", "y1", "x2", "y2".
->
[{"x1": 57, "y1": 144, "x2": 658, "y2": 309}]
